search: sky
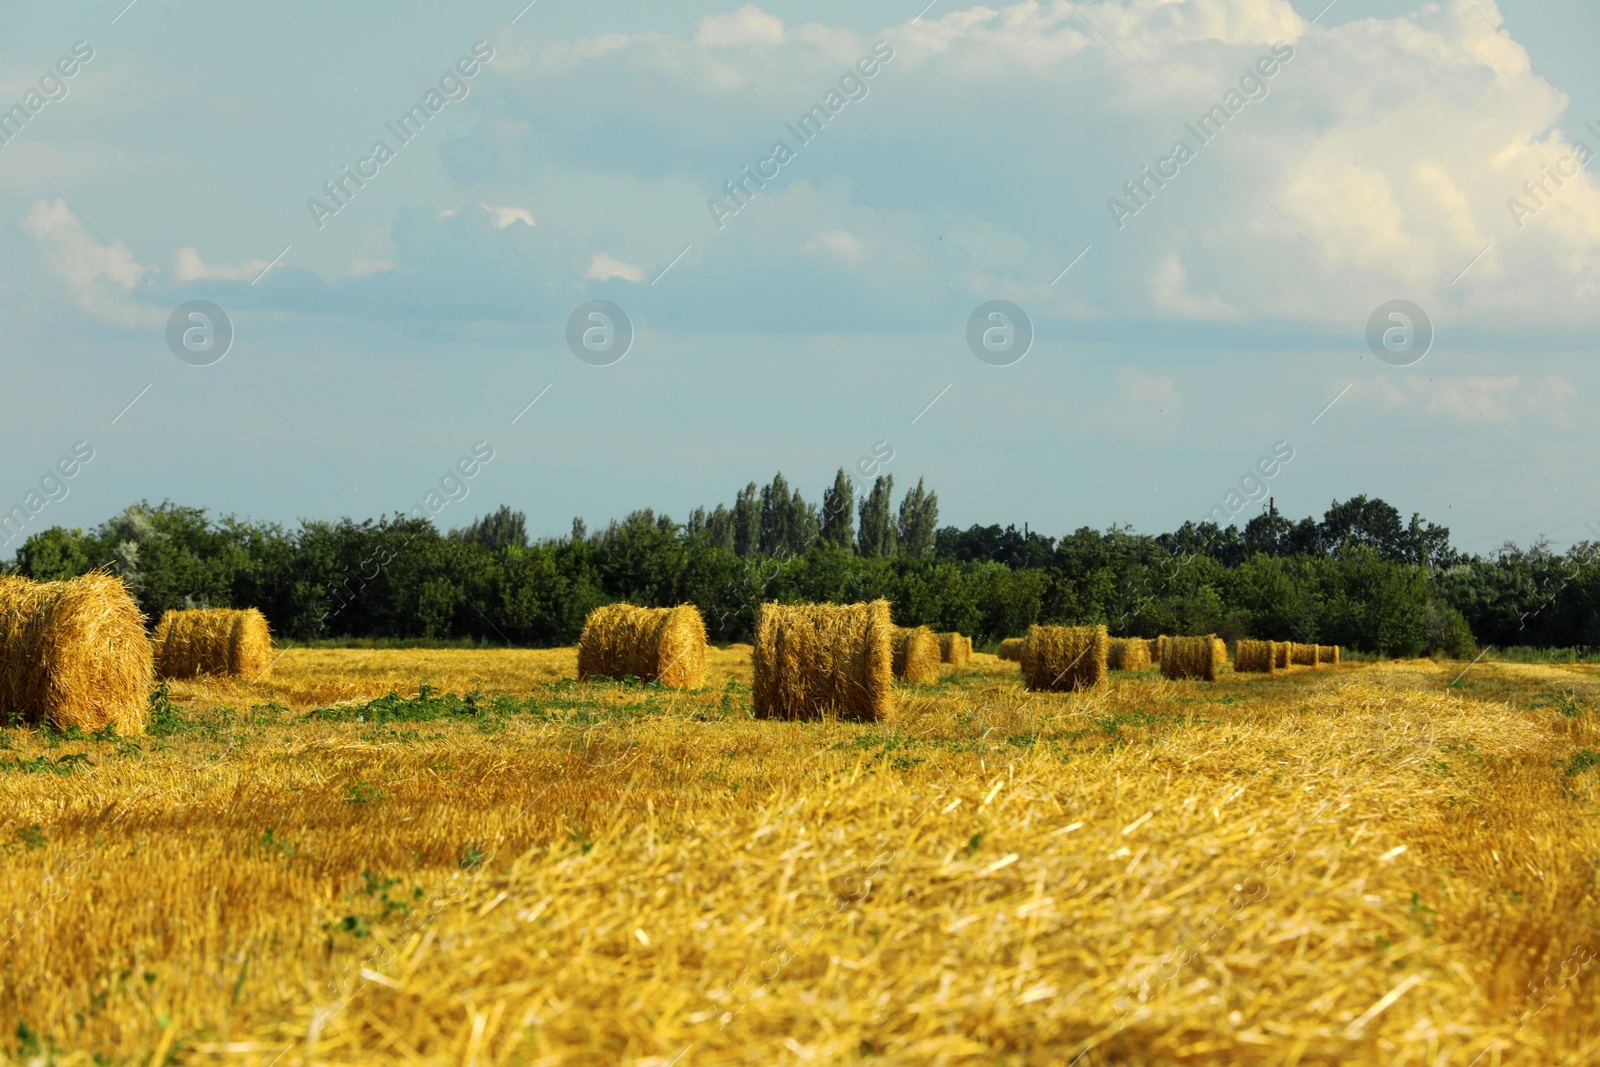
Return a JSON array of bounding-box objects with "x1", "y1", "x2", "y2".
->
[{"x1": 2, "y1": 0, "x2": 1598, "y2": 557}]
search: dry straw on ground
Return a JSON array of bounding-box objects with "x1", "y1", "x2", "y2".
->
[
  {"x1": 937, "y1": 632, "x2": 972, "y2": 667},
  {"x1": 1234, "y1": 638, "x2": 1276, "y2": 673},
  {"x1": 0, "y1": 571, "x2": 151, "y2": 733},
  {"x1": 892, "y1": 626, "x2": 943, "y2": 685},
  {"x1": 576, "y1": 604, "x2": 707, "y2": 688},
  {"x1": 152, "y1": 607, "x2": 273, "y2": 680},
  {"x1": 1023, "y1": 624, "x2": 1108, "y2": 691},
  {"x1": 1162, "y1": 634, "x2": 1219, "y2": 682},
  {"x1": 996, "y1": 637, "x2": 1024, "y2": 662},
  {"x1": 753, "y1": 600, "x2": 893, "y2": 721},
  {"x1": 1107, "y1": 636, "x2": 1151, "y2": 672},
  {"x1": 1291, "y1": 642, "x2": 1321, "y2": 667}
]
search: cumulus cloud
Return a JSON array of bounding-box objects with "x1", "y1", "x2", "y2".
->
[
  {"x1": 485, "y1": 204, "x2": 535, "y2": 229},
  {"x1": 22, "y1": 199, "x2": 159, "y2": 328},
  {"x1": 699, "y1": 5, "x2": 785, "y2": 47},
  {"x1": 174, "y1": 247, "x2": 274, "y2": 282},
  {"x1": 800, "y1": 230, "x2": 869, "y2": 267},
  {"x1": 584, "y1": 252, "x2": 644, "y2": 282}
]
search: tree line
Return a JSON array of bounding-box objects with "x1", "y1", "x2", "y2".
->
[{"x1": 7, "y1": 470, "x2": 1598, "y2": 657}]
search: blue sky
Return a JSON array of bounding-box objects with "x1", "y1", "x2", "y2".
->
[{"x1": 2, "y1": 0, "x2": 1598, "y2": 556}]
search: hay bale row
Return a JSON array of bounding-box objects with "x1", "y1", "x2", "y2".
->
[
  {"x1": 1234, "y1": 639, "x2": 1276, "y2": 673},
  {"x1": 152, "y1": 607, "x2": 272, "y2": 680},
  {"x1": 937, "y1": 631, "x2": 972, "y2": 667},
  {"x1": 892, "y1": 626, "x2": 942, "y2": 685},
  {"x1": 752, "y1": 600, "x2": 893, "y2": 721},
  {"x1": 577, "y1": 603, "x2": 707, "y2": 688},
  {"x1": 1161, "y1": 634, "x2": 1220, "y2": 682},
  {"x1": 1022, "y1": 624, "x2": 1107, "y2": 692},
  {"x1": 1107, "y1": 637, "x2": 1150, "y2": 671},
  {"x1": 997, "y1": 637, "x2": 1024, "y2": 662},
  {"x1": 0, "y1": 571, "x2": 151, "y2": 734},
  {"x1": 1272, "y1": 641, "x2": 1289, "y2": 669}
]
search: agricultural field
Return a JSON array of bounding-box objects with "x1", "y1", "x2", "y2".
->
[{"x1": 1, "y1": 648, "x2": 1598, "y2": 1065}]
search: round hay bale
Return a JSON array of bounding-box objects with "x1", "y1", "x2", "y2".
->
[
  {"x1": 752, "y1": 600, "x2": 893, "y2": 721},
  {"x1": 937, "y1": 631, "x2": 972, "y2": 667},
  {"x1": 996, "y1": 638, "x2": 1024, "y2": 662},
  {"x1": 1272, "y1": 641, "x2": 1289, "y2": 669},
  {"x1": 1324, "y1": 644, "x2": 1341, "y2": 665},
  {"x1": 893, "y1": 626, "x2": 943, "y2": 685},
  {"x1": 1161, "y1": 635, "x2": 1218, "y2": 682},
  {"x1": 1290, "y1": 641, "x2": 1320, "y2": 667},
  {"x1": 0, "y1": 571, "x2": 152, "y2": 734},
  {"x1": 1212, "y1": 636, "x2": 1228, "y2": 667},
  {"x1": 1234, "y1": 639, "x2": 1275, "y2": 674},
  {"x1": 1022, "y1": 624, "x2": 1108, "y2": 692},
  {"x1": 576, "y1": 603, "x2": 707, "y2": 688},
  {"x1": 1107, "y1": 637, "x2": 1150, "y2": 671},
  {"x1": 1145, "y1": 638, "x2": 1159, "y2": 660},
  {"x1": 152, "y1": 608, "x2": 273, "y2": 680}
]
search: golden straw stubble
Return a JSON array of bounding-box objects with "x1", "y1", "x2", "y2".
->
[
  {"x1": 152, "y1": 608, "x2": 272, "y2": 680},
  {"x1": 893, "y1": 626, "x2": 943, "y2": 685},
  {"x1": 1022, "y1": 624, "x2": 1108, "y2": 691},
  {"x1": 752, "y1": 600, "x2": 893, "y2": 721},
  {"x1": 0, "y1": 571, "x2": 152, "y2": 734},
  {"x1": 576, "y1": 604, "x2": 707, "y2": 688}
]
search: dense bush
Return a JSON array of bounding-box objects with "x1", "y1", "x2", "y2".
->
[{"x1": 9, "y1": 477, "x2": 1595, "y2": 656}]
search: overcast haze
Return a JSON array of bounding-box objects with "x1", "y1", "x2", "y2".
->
[{"x1": 3, "y1": 0, "x2": 1598, "y2": 555}]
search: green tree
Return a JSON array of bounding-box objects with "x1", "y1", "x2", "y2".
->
[
  {"x1": 820, "y1": 469, "x2": 854, "y2": 549},
  {"x1": 857, "y1": 475, "x2": 895, "y2": 558}
]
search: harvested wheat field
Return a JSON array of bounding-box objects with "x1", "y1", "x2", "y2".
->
[{"x1": 2, "y1": 647, "x2": 1600, "y2": 1065}]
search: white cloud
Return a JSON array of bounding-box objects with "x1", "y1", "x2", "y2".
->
[
  {"x1": 173, "y1": 247, "x2": 272, "y2": 283},
  {"x1": 485, "y1": 204, "x2": 535, "y2": 229},
  {"x1": 700, "y1": 5, "x2": 785, "y2": 47},
  {"x1": 1151, "y1": 253, "x2": 1237, "y2": 319},
  {"x1": 584, "y1": 252, "x2": 644, "y2": 282},
  {"x1": 1114, "y1": 366, "x2": 1182, "y2": 438},
  {"x1": 21, "y1": 199, "x2": 159, "y2": 328},
  {"x1": 800, "y1": 230, "x2": 868, "y2": 267},
  {"x1": 1369, "y1": 373, "x2": 1584, "y2": 428}
]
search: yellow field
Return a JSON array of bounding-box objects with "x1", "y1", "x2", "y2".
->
[{"x1": 2, "y1": 648, "x2": 1599, "y2": 1065}]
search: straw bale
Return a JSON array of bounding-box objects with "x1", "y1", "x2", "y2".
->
[
  {"x1": 1162, "y1": 634, "x2": 1218, "y2": 682},
  {"x1": 996, "y1": 638, "x2": 1024, "y2": 662},
  {"x1": 1322, "y1": 644, "x2": 1341, "y2": 665},
  {"x1": 1022, "y1": 624, "x2": 1108, "y2": 692},
  {"x1": 152, "y1": 608, "x2": 273, "y2": 680},
  {"x1": 1107, "y1": 637, "x2": 1151, "y2": 671},
  {"x1": 1212, "y1": 636, "x2": 1228, "y2": 667},
  {"x1": 1234, "y1": 639, "x2": 1276, "y2": 674},
  {"x1": 936, "y1": 632, "x2": 972, "y2": 667},
  {"x1": 752, "y1": 600, "x2": 893, "y2": 721},
  {"x1": 893, "y1": 626, "x2": 943, "y2": 685},
  {"x1": 1290, "y1": 641, "x2": 1320, "y2": 667},
  {"x1": 576, "y1": 603, "x2": 706, "y2": 688},
  {"x1": 0, "y1": 571, "x2": 152, "y2": 733},
  {"x1": 1272, "y1": 641, "x2": 1290, "y2": 669},
  {"x1": 1144, "y1": 638, "x2": 1159, "y2": 660}
]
